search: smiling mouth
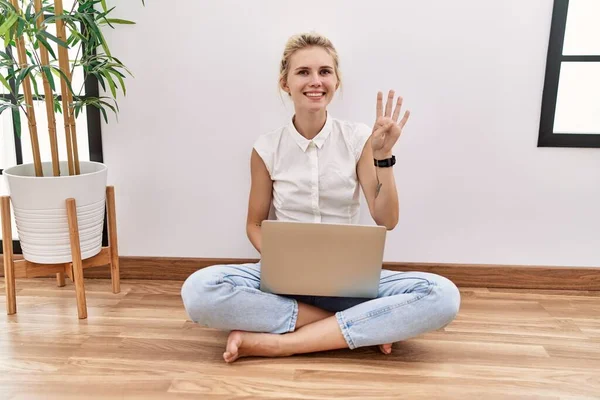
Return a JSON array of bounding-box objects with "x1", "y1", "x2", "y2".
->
[{"x1": 304, "y1": 92, "x2": 325, "y2": 99}]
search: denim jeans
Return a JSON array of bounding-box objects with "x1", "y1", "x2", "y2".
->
[{"x1": 181, "y1": 262, "x2": 461, "y2": 349}]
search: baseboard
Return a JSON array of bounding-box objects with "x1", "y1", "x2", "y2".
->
[
  {"x1": 82, "y1": 257, "x2": 600, "y2": 290},
  {"x1": 1, "y1": 255, "x2": 599, "y2": 290}
]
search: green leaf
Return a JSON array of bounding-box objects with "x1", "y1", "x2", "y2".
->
[
  {"x1": 38, "y1": 30, "x2": 68, "y2": 49},
  {"x1": 98, "y1": 6, "x2": 117, "y2": 22},
  {"x1": 107, "y1": 60, "x2": 133, "y2": 78},
  {"x1": 41, "y1": 66, "x2": 56, "y2": 91},
  {"x1": 16, "y1": 17, "x2": 25, "y2": 38},
  {"x1": 44, "y1": 14, "x2": 75, "y2": 25},
  {"x1": 101, "y1": 0, "x2": 108, "y2": 12},
  {"x1": 0, "y1": 74, "x2": 11, "y2": 93},
  {"x1": 93, "y1": 72, "x2": 106, "y2": 91},
  {"x1": 77, "y1": 1, "x2": 96, "y2": 13},
  {"x1": 12, "y1": 106, "x2": 21, "y2": 138},
  {"x1": 25, "y1": 2, "x2": 33, "y2": 19},
  {"x1": 100, "y1": 98, "x2": 118, "y2": 113},
  {"x1": 103, "y1": 69, "x2": 117, "y2": 98},
  {"x1": 25, "y1": 49, "x2": 37, "y2": 66},
  {"x1": 109, "y1": 68, "x2": 126, "y2": 96},
  {"x1": 53, "y1": 96, "x2": 62, "y2": 113},
  {"x1": 99, "y1": 105, "x2": 107, "y2": 123},
  {"x1": 49, "y1": 66, "x2": 75, "y2": 94},
  {"x1": 35, "y1": 33, "x2": 58, "y2": 59},
  {"x1": 31, "y1": 72, "x2": 40, "y2": 98},
  {"x1": 16, "y1": 66, "x2": 35, "y2": 88},
  {"x1": 0, "y1": 103, "x2": 17, "y2": 114},
  {"x1": 103, "y1": 18, "x2": 135, "y2": 25},
  {"x1": 49, "y1": 66, "x2": 61, "y2": 78},
  {"x1": 0, "y1": 1, "x2": 17, "y2": 12},
  {"x1": 0, "y1": 13, "x2": 18, "y2": 36},
  {"x1": 67, "y1": 31, "x2": 84, "y2": 46},
  {"x1": 82, "y1": 13, "x2": 111, "y2": 57},
  {"x1": 6, "y1": 62, "x2": 15, "y2": 91}
]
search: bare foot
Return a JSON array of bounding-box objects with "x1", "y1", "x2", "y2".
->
[
  {"x1": 379, "y1": 343, "x2": 393, "y2": 354},
  {"x1": 223, "y1": 330, "x2": 287, "y2": 363}
]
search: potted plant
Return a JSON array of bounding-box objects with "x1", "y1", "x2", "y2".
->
[{"x1": 0, "y1": 0, "x2": 140, "y2": 264}]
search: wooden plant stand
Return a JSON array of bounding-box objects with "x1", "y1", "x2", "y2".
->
[{"x1": 1, "y1": 186, "x2": 121, "y2": 319}]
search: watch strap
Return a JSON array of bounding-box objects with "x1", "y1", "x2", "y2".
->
[{"x1": 374, "y1": 155, "x2": 396, "y2": 168}]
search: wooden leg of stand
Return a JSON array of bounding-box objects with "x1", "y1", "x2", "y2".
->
[
  {"x1": 66, "y1": 198, "x2": 87, "y2": 319},
  {"x1": 56, "y1": 272, "x2": 66, "y2": 287},
  {"x1": 106, "y1": 186, "x2": 120, "y2": 294},
  {"x1": 1, "y1": 196, "x2": 16, "y2": 315}
]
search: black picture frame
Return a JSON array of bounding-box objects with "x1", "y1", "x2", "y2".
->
[{"x1": 538, "y1": 0, "x2": 600, "y2": 148}]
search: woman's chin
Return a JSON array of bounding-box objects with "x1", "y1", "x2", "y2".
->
[{"x1": 297, "y1": 102, "x2": 328, "y2": 114}]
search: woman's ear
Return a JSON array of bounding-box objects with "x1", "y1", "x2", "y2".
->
[{"x1": 280, "y1": 79, "x2": 290, "y2": 95}]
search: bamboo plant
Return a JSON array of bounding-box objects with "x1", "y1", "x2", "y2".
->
[{"x1": 0, "y1": 0, "x2": 141, "y2": 177}]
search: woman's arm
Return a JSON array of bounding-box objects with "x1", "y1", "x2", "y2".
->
[
  {"x1": 246, "y1": 149, "x2": 273, "y2": 253},
  {"x1": 357, "y1": 90, "x2": 410, "y2": 231},
  {"x1": 357, "y1": 137, "x2": 399, "y2": 230}
]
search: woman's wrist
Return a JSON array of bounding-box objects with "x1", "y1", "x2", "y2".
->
[{"x1": 373, "y1": 151, "x2": 393, "y2": 160}]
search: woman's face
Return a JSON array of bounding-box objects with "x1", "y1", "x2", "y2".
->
[{"x1": 282, "y1": 46, "x2": 339, "y2": 114}]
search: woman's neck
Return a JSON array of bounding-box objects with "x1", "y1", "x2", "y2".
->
[{"x1": 293, "y1": 110, "x2": 327, "y2": 140}]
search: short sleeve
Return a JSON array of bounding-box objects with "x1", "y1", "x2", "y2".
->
[
  {"x1": 253, "y1": 134, "x2": 274, "y2": 177},
  {"x1": 353, "y1": 123, "x2": 372, "y2": 163}
]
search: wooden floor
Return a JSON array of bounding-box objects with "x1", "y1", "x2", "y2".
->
[{"x1": 1, "y1": 278, "x2": 599, "y2": 400}]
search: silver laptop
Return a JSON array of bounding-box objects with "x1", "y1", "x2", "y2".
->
[{"x1": 260, "y1": 220, "x2": 386, "y2": 298}]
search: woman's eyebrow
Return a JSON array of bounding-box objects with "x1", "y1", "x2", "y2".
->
[{"x1": 294, "y1": 65, "x2": 334, "y2": 71}]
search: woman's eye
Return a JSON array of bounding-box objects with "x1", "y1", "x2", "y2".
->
[{"x1": 320, "y1": 70, "x2": 331, "y2": 75}]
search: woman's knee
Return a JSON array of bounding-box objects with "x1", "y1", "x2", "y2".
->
[
  {"x1": 180, "y1": 266, "x2": 224, "y2": 325},
  {"x1": 420, "y1": 274, "x2": 461, "y2": 329},
  {"x1": 429, "y1": 274, "x2": 461, "y2": 327}
]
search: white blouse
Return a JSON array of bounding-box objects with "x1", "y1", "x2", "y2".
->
[{"x1": 253, "y1": 114, "x2": 372, "y2": 224}]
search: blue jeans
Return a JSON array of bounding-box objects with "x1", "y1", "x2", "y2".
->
[{"x1": 181, "y1": 262, "x2": 460, "y2": 349}]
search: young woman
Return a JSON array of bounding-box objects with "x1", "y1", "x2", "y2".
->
[{"x1": 181, "y1": 32, "x2": 460, "y2": 363}]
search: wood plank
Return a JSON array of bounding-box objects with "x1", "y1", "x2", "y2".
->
[
  {"x1": 11, "y1": 248, "x2": 111, "y2": 279},
  {"x1": 1, "y1": 196, "x2": 16, "y2": 314},
  {"x1": 105, "y1": 186, "x2": 120, "y2": 293},
  {"x1": 66, "y1": 198, "x2": 86, "y2": 319}
]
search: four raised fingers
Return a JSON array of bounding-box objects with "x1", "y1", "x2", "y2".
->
[
  {"x1": 376, "y1": 89, "x2": 411, "y2": 136},
  {"x1": 377, "y1": 90, "x2": 409, "y2": 125}
]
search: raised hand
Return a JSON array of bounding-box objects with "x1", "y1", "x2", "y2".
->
[{"x1": 371, "y1": 90, "x2": 410, "y2": 160}]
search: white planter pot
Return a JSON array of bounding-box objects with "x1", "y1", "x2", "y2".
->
[{"x1": 3, "y1": 161, "x2": 108, "y2": 264}]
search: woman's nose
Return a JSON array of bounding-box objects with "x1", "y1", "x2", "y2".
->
[{"x1": 309, "y1": 73, "x2": 322, "y2": 86}]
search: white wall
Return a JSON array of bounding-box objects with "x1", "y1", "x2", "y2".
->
[{"x1": 99, "y1": 0, "x2": 600, "y2": 267}]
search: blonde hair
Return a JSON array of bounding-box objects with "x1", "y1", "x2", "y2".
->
[{"x1": 279, "y1": 32, "x2": 341, "y2": 95}]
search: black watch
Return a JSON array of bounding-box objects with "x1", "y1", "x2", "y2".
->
[{"x1": 374, "y1": 155, "x2": 396, "y2": 168}]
